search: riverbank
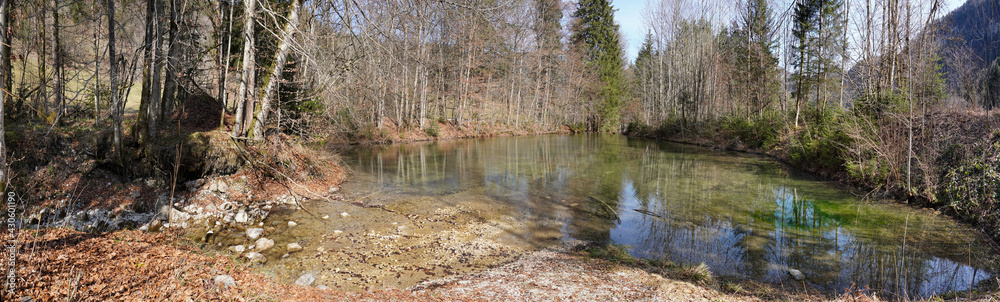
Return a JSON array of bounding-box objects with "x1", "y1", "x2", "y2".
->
[
  {"x1": 6, "y1": 122, "x2": 996, "y2": 301},
  {"x1": 7, "y1": 227, "x2": 838, "y2": 301},
  {"x1": 627, "y1": 110, "x2": 1000, "y2": 244}
]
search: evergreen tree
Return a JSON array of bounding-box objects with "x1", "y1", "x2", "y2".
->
[
  {"x1": 730, "y1": 0, "x2": 780, "y2": 118},
  {"x1": 634, "y1": 33, "x2": 656, "y2": 124},
  {"x1": 791, "y1": 0, "x2": 846, "y2": 125},
  {"x1": 571, "y1": 0, "x2": 626, "y2": 133}
]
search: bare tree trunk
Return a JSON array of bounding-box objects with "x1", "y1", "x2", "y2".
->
[
  {"x1": 233, "y1": 0, "x2": 256, "y2": 136},
  {"x1": 252, "y1": 0, "x2": 301, "y2": 140},
  {"x1": 52, "y1": 0, "x2": 64, "y2": 123},
  {"x1": 146, "y1": 0, "x2": 164, "y2": 140},
  {"x1": 219, "y1": 0, "x2": 234, "y2": 128},
  {"x1": 36, "y1": 0, "x2": 48, "y2": 117},
  {"x1": 108, "y1": 0, "x2": 123, "y2": 163},
  {"x1": 0, "y1": 0, "x2": 8, "y2": 186},
  {"x1": 161, "y1": 0, "x2": 180, "y2": 121}
]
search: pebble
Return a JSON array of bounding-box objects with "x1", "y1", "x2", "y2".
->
[
  {"x1": 333, "y1": 230, "x2": 343, "y2": 235},
  {"x1": 340, "y1": 212, "x2": 350, "y2": 217},
  {"x1": 287, "y1": 243, "x2": 303, "y2": 253},
  {"x1": 213, "y1": 275, "x2": 236, "y2": 289},
  {"x1": 288, "y1": 221, "x2": 298, "y2": 227},
  {"x1": 229, "y1": 245, "x2": 246, "y2": 254},
  {"x1": 255, "y1": 237, "x2": 275, "y2": 251},
  {"x1": 788, "y1": 268, "x2": 805, "y2": 281},
  {"x1": 295, "y1": 273, "x2": 316, "y2": 286},
  {"x1": 321, "y1": 215, "x2": 330, "y2": 220},
  {"x1": 235, "y1": 210, "x2": 249, "y2": 223},
  {"x1": 246, "y1": 228, "x2": 264, "y2": 240},
  {"x1": 130, "y1": 191, "x2": 141, "y2": 199},
  {"x1": 245, "y1": 252, "x2": 266, "y2": 264}
]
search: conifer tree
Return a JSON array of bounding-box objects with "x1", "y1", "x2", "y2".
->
[{"x1": 572, "y1": 0, "x2": 626, "y2": 133}]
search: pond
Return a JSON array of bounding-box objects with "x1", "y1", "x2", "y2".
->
[{"x1": 261, "y1": 134, "x2": 994, "y2": 298}]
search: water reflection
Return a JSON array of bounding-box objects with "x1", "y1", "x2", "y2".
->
[{"x1": 339, "y1": 134, "x2": 992, "y2": 298}]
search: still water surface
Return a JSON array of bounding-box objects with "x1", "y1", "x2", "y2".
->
[{"x1": 329, "y1": 134, "x2": 993, "y2": 298}]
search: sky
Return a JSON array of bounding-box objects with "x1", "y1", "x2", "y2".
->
[{"x1": 612, "y1": 0, "x2": 972, "y2": 62}]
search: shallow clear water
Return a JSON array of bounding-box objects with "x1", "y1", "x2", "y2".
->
[{"x1": 325, "y1": 134, "x2": 993, "y2": 298}]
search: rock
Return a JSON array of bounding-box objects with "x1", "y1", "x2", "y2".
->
[
  {"x1": 169, "y1": 208, "x2": 191, "y2": 224},
  {"x1": 255, "y1": 237, "x2": 275, "y2": 251},
  {"x1": 333, "y1": 230, "x2": 343, "y2": 235},
  {"x1": 317, "y1": 285, "x2": 330, "y2": 290},
  {"x1": 321, "y1": 215, "x2": 330, "y2": 220},
  {"x1": 246, "y1": 228, "x2": 264, "y2": 240},
  {"x1": 130, "y1": 191, "x2": 141, "y2": 199},
  {"x1": 229, "y1": 245, "x2": 246, "y2": 254},
  {"x1": 204, "y1": 230, "x2": 215, "y2": 242},
  {"x1": 287, "y1": 243, "x2": 303, "y2": 253},
  {"x1": 185, "y1": 179, "x2": 205, "y2": 191},
  {"x1": 157, "y1": 205, "x2": 171, "y2": 221},
  {"x1": 328, "y1": 186, "x2": 340, "y2": 194},
  {"x1": 245, "y1": 252, "x2": 266, "y2": 264},
  {"x1": 294, "y1": 273, "x2": 316, "y2": 286},
  {"x1": 281, "y1": 253, "x2": 290, "y2": 258},
  {"x1": 235, "y1": 210, "x2": 249, "y2": 223},
  {"x1": 209, "y1": 182, "x2": 219, "y2": 192},
  {"x1": 148, "y1": 219, "x2": 162, "y2": 232},
  {"x1": 787, "y1": 268, "x2": 805, "y2": 281},
  {"x1": 213, "y1": 275, "x2": 236, "y2": 289},
  {"x1": 288, "y1": 220, "x2": 297, "y2": 227},
  {"x1": 205, "y1": 203, "x2": 218, "y2": 213},
  {"x1": 217, "y1": 182, "x2": 228, "y2": 193},
  {"x1": 340, "y1": 212, "x2": 350, "y2": 218}
]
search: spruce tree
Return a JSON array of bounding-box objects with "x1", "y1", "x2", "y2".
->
[{"x1": 572, "y1": 0, "x2": 626, "y2": 133}]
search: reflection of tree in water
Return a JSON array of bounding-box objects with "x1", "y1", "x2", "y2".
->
[{"x1": 342, "y1": 134, "x2": 990, "y2": 298}]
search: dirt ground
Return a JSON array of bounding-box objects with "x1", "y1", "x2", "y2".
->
[{"x1": 1, "y1": 227, "x2": 777, "y2": 302}]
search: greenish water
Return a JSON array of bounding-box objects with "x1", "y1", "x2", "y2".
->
[{"x1": 326, "y1": 134, "x2": 993, "y2": 298}]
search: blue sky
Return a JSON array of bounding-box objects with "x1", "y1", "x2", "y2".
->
[{"x1": 612, "y1": 0, "x2": 971, "y2": 62}]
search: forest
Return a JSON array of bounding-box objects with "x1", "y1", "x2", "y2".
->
[
  {"x1": 1, "y1": 0, "x2": 1000, "y2": 299},
  {"x1": 0, "y1": 0, "x2": 999, "y2": 247}
]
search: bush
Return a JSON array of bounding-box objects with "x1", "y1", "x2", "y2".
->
[
  {"x1": 424, "y1": 123, "x2": 440, "y2": 138},
  {"x1": 938, "y1": 136, "x2": 1000, "y2": 237},
  {"x1": 788, "y1": 107, "x2": 850, "y2": 173},
  {"x1": 719, "y1": 113, "x2": 783, "y2": 150}
]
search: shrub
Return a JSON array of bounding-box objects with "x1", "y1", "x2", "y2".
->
[
  {"x1": 788, "y1": 107, "x2": 850, "y2": 173},
  {"x1": 424, "y1": 123, "x2": 440, "y2": 138},
  {"x1": 938, "y1": 136, "x2": 1000, "y2": 237}
]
